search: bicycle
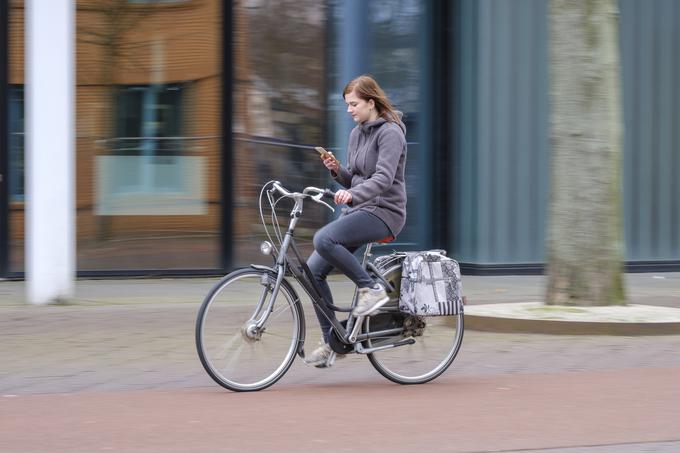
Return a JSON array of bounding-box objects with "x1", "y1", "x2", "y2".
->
[{"x1": 195, "y1": 180, "x2": 464, "y2": 392}]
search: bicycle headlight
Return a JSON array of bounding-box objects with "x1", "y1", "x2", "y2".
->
[{"x1": 260, "y1": 241, "x2": 273, "y2": 256}]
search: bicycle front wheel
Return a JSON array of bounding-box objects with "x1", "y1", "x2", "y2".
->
[
  {"x1": 365, "y1": 263, "x2": 464, "y2": 385},
  {"x1": 195, "y1": 267, "x2": 303, "y2": 392}
]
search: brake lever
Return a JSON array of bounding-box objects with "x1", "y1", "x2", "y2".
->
[{"x1": 311, "y1": 193, "x2": 335, "y2": 213}]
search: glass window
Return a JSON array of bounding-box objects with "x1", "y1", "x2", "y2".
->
[
  {"x1": 76, "y1": 0, "x2": 222, "y2": 270},
  {"x1": 96, "y1": 83, "x2": 200, "y2": 216},
  {"x1": 8, "y1": 2, "x2": 26, "y2": 273},
  {"x1": 113, "y1": 84, "x2": 184, "y2": 157},
  {"x1": 128, "y1": 0, "x2": 189, "y2": 4},
  {"x1": 232, "y1": 0, "x2": 327, "y2": 267},
  {"x1": 327, "y1": 0, "x2": 430, "y2": 251},
  {"x1": 367, "y1": 0, "x2": 428, "y2": 250},
  {"x1": 8, "y1": 86, "x2": 24, "y2": 202}
]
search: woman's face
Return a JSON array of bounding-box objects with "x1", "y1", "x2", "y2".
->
[{"x1": 345, "y1": 90, "x2": 375, "y2": 124}]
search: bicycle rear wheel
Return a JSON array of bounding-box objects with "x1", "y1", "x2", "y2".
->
[
  {"x1": 365, "y1": 263, "x2": 464, "y2": 385},
  {"x1": 195, "y1": 267, "x2": 303, "y2": 392}
]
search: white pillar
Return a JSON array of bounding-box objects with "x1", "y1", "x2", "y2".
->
[{"x1": 25, "y1": 0, "x2": 75, "y2": 304}]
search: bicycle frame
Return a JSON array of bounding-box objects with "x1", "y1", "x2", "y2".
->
[
  {"x1": 197, "y1": 181, "x2": 464, "y2": 391},
  {"x1": 256, "y1": 182, "x2": 407, "y2": 352}
]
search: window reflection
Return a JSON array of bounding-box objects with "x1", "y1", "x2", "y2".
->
[
  {"x1": 326, "y1": 0, "x2": 427, "y2": 249},
  {"x1": 367, "y1": 0, "x2": 426, "y2": 249},
  {"x1": 232, "y1": 0, "x2": 327, "y2": 266},
  {"x1": 75, "y1": 0, "x2": 222, "y2": 270},
  {"x1": 8, "y1": 2, "x2": 26, "y2": 272},
  {"x1": 8, "y1": 86, "x2": 24, "y2": 202},
  {"x1": 6, "y1": 0, "x2": 428, "y2": 273},
  {"x1": 96, "y1": 83, "x2": 206, "y2": 217},
  {"x1": 114, "y1": 84, "x2": 185, "y2": 154}
]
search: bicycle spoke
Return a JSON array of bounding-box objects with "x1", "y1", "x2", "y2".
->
[
  {"x1": 213, "y1": 332, "x2": 243, "y2": 361},
  {"x1": 259, "y1": 326, "x2": 290, "y2": 338},
  {"x1": 268, "y1": 299, "x2": 297, "y2": 320},
  {"x1": 222, "y1": 342, "x2": 246, "y2": 375}
]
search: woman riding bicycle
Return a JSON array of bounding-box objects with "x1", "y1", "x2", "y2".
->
[{"x1": 305, "y1": 75, "x2": 408, "y2": 367}]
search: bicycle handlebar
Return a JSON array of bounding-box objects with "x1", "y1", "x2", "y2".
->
[
  {"x1": 321, "y1": 188, "x2": 336, "y2": 200},
  {"x1": 271, "y1": 181, "x2": 291, "y2": 197},
  {"x1": 270, "y1": 181, "x2": 336, "y2": 212}
]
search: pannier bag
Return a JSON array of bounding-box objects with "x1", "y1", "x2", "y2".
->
[{"x1": 399, "y1": 251, "x2": 462, "y2": 316}]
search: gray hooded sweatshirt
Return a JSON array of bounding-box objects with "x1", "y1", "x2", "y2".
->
[{"x1": 331, "y1": 117, "x2": 407, "y2": 238}]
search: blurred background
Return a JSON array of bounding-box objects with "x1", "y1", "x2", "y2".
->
[{"x1": 1, "y1": 0, "x2": 679, "y2": 277}]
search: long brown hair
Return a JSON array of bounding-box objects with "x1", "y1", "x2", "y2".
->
[{"x1": 343, "y1": 75, "x2": 401, "y2": 123}]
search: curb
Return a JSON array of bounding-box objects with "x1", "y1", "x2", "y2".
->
[{"x1": 465, "y1": 314, "x2": 680, "y2": 335}]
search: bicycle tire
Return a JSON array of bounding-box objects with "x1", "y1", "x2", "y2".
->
[{"x1": 195, "y1": 267, "x2": 304, "y2": 392}]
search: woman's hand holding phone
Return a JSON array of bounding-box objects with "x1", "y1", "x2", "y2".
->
[
  {"x1": 323, "y1": 156, "x2": 340, "y2": 172},
  {"x1": 315, "y1": 147, "x2": 340, "y2": 172}
]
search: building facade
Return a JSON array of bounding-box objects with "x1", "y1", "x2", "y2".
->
[{"x1": 1, "y1": 0, "x2": 679, "y2": 279}]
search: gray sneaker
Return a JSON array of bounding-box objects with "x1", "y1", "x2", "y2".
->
[
  {"x1": 352, "y1": 284, "x2": 389, "y2": 316},
  {"x1": 304, "y1": 341, "x2": 340, "y2": 368}
]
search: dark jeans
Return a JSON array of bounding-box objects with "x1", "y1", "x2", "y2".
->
[{"x1": 307, "y1": 210, "x2": 391, "y2": 342}]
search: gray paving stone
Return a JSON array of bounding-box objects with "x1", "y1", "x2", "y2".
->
[
  {"x1": 515, "y1": 441, "x2": 680, "y2": 453},
  {"x1": 2, "y1": 273, "x2": 680, "y2": 394},
  {"x1": 2, "y1": 300, "x2": 680, "y2": 394}
]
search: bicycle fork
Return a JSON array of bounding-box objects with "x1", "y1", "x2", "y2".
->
[
  {"x1": 245, "y1": 214, "x2": 300, "y2": 337},
  {"x1": 242, "y1": 265, "x2": 286, "y2": 340}
]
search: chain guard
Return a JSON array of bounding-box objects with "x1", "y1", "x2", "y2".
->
[{"x1": 328, "y1": 319, "x2": 355, "y2": 354}]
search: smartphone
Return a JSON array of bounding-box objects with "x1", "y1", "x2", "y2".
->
[{"x1": 315, "y1": 146, "x2": 338, "y2": 163}]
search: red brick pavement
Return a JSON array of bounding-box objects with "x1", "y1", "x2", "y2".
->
[{"x1": 1, "y1": 367, "x2": 679, "y2": 453}]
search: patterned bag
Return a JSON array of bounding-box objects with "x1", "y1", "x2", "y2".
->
[{"x1": 398, "y1": 251, "x2": 463, "y2": 316}]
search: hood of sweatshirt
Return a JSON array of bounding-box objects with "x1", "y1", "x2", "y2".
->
[{"x1": 359, "y1": 112, "x2": 406, "y2": 136}]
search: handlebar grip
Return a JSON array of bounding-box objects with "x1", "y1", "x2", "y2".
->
[{"x1": 322, "y1": 189, "x2": 336, "y2": 200}]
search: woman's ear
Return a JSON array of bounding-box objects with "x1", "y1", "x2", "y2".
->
[{"x1": 368, "y1": 99, "x2": 376, "y2": 110}]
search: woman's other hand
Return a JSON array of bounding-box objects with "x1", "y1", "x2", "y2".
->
[
  {"x1": 322, "y1": 155, "x2": 340, "y2": 172},
  {"x1": 334, "y1": 190, "x2": 352, "y2": 205}
]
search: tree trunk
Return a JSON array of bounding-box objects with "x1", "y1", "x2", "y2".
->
[{"x1": 546, "y1": 0, "x2": 626, "y2": 306}]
